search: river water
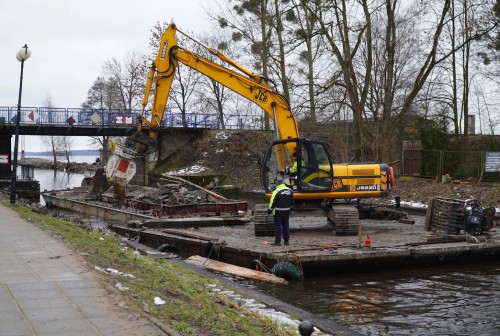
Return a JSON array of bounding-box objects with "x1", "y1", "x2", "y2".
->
[
  {"x1": 253, "y1": 261, "x2": 500, "y2": 336},
  {"x1": 29, "y1": 155, "x2": 92, "y2": 204},
  {"x1": 30, "y1": 160, "x2": 500, "y2": 335}
]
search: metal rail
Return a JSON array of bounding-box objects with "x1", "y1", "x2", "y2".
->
[{"x1": 0, "y1": 106, "x2": 264, "y2": 130}]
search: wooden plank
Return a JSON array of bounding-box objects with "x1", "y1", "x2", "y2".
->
[
  {"x1": 161, "y1": 229, "x2": 214, "y2": 241},
  {"x1": 185, "y1": 255, "x2": 288, "y2": 285},
  {"x1": 160, "y1": 175, "x2": 229, "y2": 202}
]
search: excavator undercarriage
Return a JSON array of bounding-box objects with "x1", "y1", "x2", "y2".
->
[{"x1": 253, "y1": 201, "x2": 361, "y2": 237}]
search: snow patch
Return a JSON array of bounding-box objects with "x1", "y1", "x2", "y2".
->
[
  {"x1": 205, "y1": 284, "x2": 330, "y2": 335},
  {"x1": 154, "y1": 296, "x2": 166, "y2": 305},
  {"x1": 164, "y1": 164, "x2": 207, "y2": 176},
  {"x1": 390, "y1": 200, "x2": 428, "y2": 209},
  {"x1": 94, "y1": 266, "x2": 136, "y2": 279},
  {"x1": 215, "y1": 132, "x2": 229, "y2": 140},
  {"x1": 115, "y1": 282, "x2": 129, "y2": 291}
]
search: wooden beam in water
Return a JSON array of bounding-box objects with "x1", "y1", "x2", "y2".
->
[{"x1": 186, "y1": 255, "x2": 288, "y2": 285}]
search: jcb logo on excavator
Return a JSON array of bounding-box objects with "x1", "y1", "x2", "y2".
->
[
  {"x1": 331, "y1": 178, "x2": 343, "y2": 190},
  {"x1": 254, "y1": 89, "x2": 268, "y2": 103}
]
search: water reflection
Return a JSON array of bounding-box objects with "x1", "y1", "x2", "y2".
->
[
  {"x1": 256, "y1": 262, "x2": 500, "y2": 336},
  {"x1": 34, "y1": 168, "x2": 85, "y2": 204}
]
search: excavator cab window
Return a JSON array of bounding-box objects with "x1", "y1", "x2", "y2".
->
[{"x1": 261, "y1": 139, "x2": 334, "y2": 193}]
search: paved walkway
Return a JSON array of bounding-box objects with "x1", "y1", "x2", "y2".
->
[{"x1": 0, "y1": 202, "x2": 167, "y2": 336}]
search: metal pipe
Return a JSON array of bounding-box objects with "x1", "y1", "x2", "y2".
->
[
  {"x1": 10, "y1": 59, "x2": 25, "y2": 203},
  {"x1": 11, "y1": 44, "x2": 30, "y2": 204}
]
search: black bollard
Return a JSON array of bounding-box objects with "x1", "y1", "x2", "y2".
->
[
  {"x1": 395, "y1": 196, "x2": 401, "y2": 209},
  {"x1": 298, "y1": 320, "x2": 314, "y2": 336}
]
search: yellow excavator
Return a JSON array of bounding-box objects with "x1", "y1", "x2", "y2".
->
[{"x1": 95, "y1": 23, "x2": 395, "y2": 235}]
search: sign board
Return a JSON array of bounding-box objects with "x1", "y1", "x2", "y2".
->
[
  {"x1": 115, "y1": 116, "x2": 134, "y2": 124},
  {"x1": 90, "y1": 112, "x2": 101, "y2": 124},
  {"x1": 28, "y1": 110, "x2": 38, "y2": 122},
  {"x1": 115, "y1": 116, "x2": 134, "y2": 125},
  {"x1": 484, "y1": 152, "x2": 500, "y2": 173},
  {"x1": 0, "y1": 154, "x2": 9, "y2": 164}
]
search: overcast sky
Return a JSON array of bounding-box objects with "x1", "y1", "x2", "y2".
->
[{"x1": 1, "y1": 0, "x2": 212, "y2": 151}]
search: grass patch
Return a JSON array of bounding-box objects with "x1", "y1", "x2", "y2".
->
[
  {"x1": 3, "y1": 200, "x2": 299, "y2": 336},
  {"x1": 398, "y1": 176, "x2": 429, "y2": 182}
]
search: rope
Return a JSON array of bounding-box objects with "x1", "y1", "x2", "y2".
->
[{"x1": 253, "y1": 256, "x2": 273, "y2": 273}]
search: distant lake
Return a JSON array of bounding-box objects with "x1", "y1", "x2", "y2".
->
[
  {"x1": 26, "y1": 154, "x2": 99, "y2": 164},
  {"x1": 22, "y1": 154, "x2": 97, "y2": 204}
]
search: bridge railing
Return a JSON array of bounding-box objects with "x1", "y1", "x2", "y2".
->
[{"x1": 0, "y1": 106, "x2": 265, "y2": 130}]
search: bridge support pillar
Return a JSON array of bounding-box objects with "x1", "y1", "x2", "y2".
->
[
  {"x1": 130, "y1": 129, "x2": 204, "y2": 186},
  {"x1": 0, "y1": 134, "x2": 12, "y2": 179}
]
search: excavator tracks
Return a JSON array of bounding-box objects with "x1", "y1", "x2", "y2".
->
[
  {"x1": 253, "y1": 204, "x2": 275, "y2": 237},
  {"x1": 254, "y1": 203, "x2": 360, "y2": 236},
  {"x1": 328, "y1": 204, "x2": 360, "y2": 236}
]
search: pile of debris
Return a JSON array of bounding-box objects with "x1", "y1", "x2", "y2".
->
[
  {"x1": 132, "y1": 182, "x2": 223, "y2": 206},
  {"x1": 99, "y1": 176, "x2": 248, "y2": 218}
]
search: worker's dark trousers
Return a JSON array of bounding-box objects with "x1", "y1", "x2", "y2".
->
[{"x1": 273, "y1": 215, "x2": 290, "y2": 244}]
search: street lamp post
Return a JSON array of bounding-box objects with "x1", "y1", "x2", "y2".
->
[{"x1": 10, "y1": 44, "x2": 31, "y2": 204}]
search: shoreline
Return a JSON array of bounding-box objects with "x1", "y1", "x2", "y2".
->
[{"x1": 19, "y1": 157, "x2": 99, "y2": 174}]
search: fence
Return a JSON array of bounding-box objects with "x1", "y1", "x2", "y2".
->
[
  {"x1": 403, "y1": 149, "x2": 500, "y2": 182},
  {"x1": 0, "y1": 106, "x2": 265, "y2": 130}
]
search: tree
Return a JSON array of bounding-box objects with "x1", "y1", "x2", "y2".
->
[
  {"x1": 81, "y1": 77, "x2": 122, "y2": 110},
  {"x1": 193, "y1": 32, "x2": 233, "y2": 129},
  {"x1": 40, "y1": 94, "x2": 62, "y2": 167},
  {"x1": 305, "y1": 0, "x2": 500, "y2": 162},
  {"x1": 473, "y1": 0, "x2": 500, "y2": 134},
  {"x1": 211, "y1": 0, "x2": 276, "y2": 130},
  {"x1": 59, "y1": 135, "x2": 73, "y2": 165},
  {"x1": 287, "y1": 0, "x2": 327, "y2": 123},
  {"x1": 477, "y1": 0, "x2": 500, "y2": 66},
  {"x1": 417, "y1": 0, "x2": 498, "y2": 141},
  {"x1": 40, "y1": 135, "x2": 60, "y2": 167},
  {"x1": 306, "y1": 0, "x2": 377, "y2": 160},
  {"x1": 82, "y1": 78, "x2": 118, "y2": 165},
  {"x1": 149, "y1": 22, "x2": 204, "y2": 127},
  {"x1": 102, "y1": 52, "x2": 148, "y2": 111},
  {"x1": 83, "y1": 52, "x2": 147, "y2": 164}
]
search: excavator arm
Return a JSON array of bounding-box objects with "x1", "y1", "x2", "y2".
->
[{"x1": 144, "y1": 24, "x2": 299, "y2": 164}]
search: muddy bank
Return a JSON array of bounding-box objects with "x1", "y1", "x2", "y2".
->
[{"x1": 19, "y1": 157, "x2": 99, "y2": 174}]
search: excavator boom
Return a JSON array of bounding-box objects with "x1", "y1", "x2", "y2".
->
[{"x1": 99, "y1": 23, "x2": 300, "y2": 203}]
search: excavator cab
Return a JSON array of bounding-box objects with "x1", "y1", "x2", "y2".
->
[
  {"x1": 260, "y1": 137, "x2": 395, "y2": 200},
  {"x1": 260, "y1": 138, "x2": 334, "y2": 193}
]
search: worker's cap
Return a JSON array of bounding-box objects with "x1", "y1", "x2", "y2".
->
[{"x1": 276, "y1": 177, "x2": 284, "y2": 185}]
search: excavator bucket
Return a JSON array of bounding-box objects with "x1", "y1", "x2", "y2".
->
[{"x1": 105, "y1": 151, "x2": 137, "y2": 205}]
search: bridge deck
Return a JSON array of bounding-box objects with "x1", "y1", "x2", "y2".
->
[{"x1": 0, "y1": 106, "x2": 258, "y2": 135}]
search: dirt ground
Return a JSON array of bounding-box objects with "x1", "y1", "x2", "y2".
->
[{"x1": 391, "y1": 179, "x2": 500, "y2": 208}]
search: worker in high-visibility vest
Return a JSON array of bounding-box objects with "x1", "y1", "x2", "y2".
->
[
  {"x1": 268, "y1": 177, "x2": 294, "y2": 246},
  {"x1": 288, "y1": 152, "x2": 304, "y2": 175}
]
